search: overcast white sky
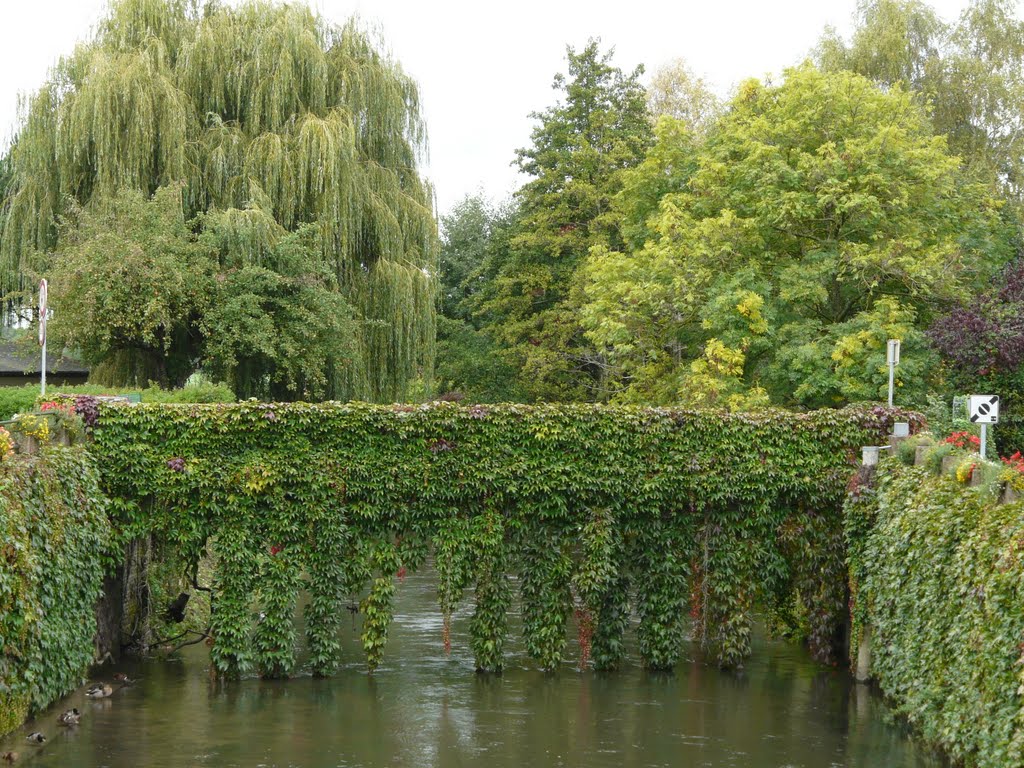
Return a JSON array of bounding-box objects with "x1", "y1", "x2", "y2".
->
[{"x1": 0, "y1": 0, "x2": 997, "y2": 217}]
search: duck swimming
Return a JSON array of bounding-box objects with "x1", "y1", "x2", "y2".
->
[
  {"x1": 85, "y1": 683, "x2": 113, "y2": 698},
  {"x1": 113, "y1": 673, "x2": 133, "y2": 684},
  {"x1": 1, "y1": 751, "x2": 18, "y2": 762},
  {"x1": 57, "y1": 708, "x2": 81, "y2": 726},
  {"x1": 25, "y1": 732, "x2": 45, "y2": 744}
]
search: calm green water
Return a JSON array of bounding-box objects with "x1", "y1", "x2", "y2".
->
[{"x1": 5, "y1": 566, "x2": 943, "y2": 768}]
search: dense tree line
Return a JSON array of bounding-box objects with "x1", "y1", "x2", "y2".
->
[
  {"x1": 0, "y1": 0, "x2": 1021, "y2": 449},
  {"x1": 436, "y1": 0, "x2": 1023, "y2": 450}
]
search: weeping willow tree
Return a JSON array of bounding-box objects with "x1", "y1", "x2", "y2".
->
[{"x1": 0, "y1": 0, "x2": 436, "y2": 401}]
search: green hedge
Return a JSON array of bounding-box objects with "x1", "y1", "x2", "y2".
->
[
  {"x1": 847, "y1": 459, "x2": 1024, "y2": 767},
  {"x1": 0, "y1": 446, "x2": 110, "y2": 736},
  {"x1": 0, "y1": 381, "x2": 236, "y2": 422},
  {"x1": 85, "y1": 400, "x2": 912, "y2": 676}
]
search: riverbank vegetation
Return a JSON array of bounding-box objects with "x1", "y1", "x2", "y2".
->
[
  {"x1": 846, "y1": 446, "x2": 1024, "y2": 767},
  {"x1": 0, "y1": 445, "x2": 109, "y2": 736}
]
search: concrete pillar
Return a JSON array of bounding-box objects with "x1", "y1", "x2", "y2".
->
[
  {"x1": 914, "y1": 445, "x2": 929, "y2": 466},
  {"x1": 1002, "y1": 485, "x2": 1021, "y2": 505},
  {"x1": 862, "y1": 446, "x2": 880, "y2": 466},
  {"x1": 94, "y1": 565, "x2": 124, "y2": 664},
  {"x1": 855, "y1": 624, "x2": 872, "y2": 683}
]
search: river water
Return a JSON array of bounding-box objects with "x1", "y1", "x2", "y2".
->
[{"x1": 5, "y1": 566, "x2": 943, "y2": 768}]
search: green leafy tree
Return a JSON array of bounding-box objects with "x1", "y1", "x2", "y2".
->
[
  {"x1": 477, "y1": 41, "x2": 652, "y2": 401},
  {"x1": 199, "y1": 206, "x2": 359, "y2": 400},
  {"x1": 818, "y1": 0, "x2": 1024, "y2": 205},
  {"x1": 1, "y1": 0, "x2": 436, "y2": 400},
  {"x1": 434, "y1": 195, "x2": 524, "y2": 401},
  {"x1": 47, "y1": 185, "x2": 213, "y2": 386},
  {"x1": 582, "y1": 66, "x2": 1012, "y2": 408},
  {"x1": 45, "y1": 182, "x2": 361, "y2": 399},
  {"x1": 439, "y1": 195, "x2": 513, "y2": 323}
]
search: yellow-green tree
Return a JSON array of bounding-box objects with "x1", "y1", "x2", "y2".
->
[{"x1": 582, "y1": 66, "x2": 1012, "y2": 408}]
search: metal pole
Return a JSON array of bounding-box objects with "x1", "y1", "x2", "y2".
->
[
  {"x1": 38, "y1": 277, "x2": 47, "y2": 399},
  {"x1": 888, "y1": 361, "x2": 894, "y2": 407},
  {"x1": 980, "y1": 423, "x2": 987, "y2": 458}
]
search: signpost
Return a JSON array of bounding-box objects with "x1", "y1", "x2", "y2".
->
[
  {"x1": 38, "y1": 278, "x2": 47, "y2": 398},
  {"x1": 886, "y1": 339, "x2": 900, "y2": 407},
  {"x1": 968, "y1": 394, "x2": 999, "y2": 457}
]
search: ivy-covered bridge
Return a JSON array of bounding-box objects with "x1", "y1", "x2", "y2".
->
[{"x1": 84, "y1": 400, "x2": 910, "y2": 678}]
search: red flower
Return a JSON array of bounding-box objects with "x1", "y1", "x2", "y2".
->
[
  {"x1": 944, "y1": 431, "x2": 981, "y2": 450},
  {"x1": 39, "y1": 401, "x2": 74, "y2": 416},
  {"x1": 270, "y1": 544, "x2": 282, "y2": 556},
  {"x1": 1001, "y1": 451, "x2": 1024, "y2": 474}
]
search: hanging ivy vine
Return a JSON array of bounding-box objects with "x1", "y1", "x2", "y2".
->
[
  {"x1": 468, "y1": 507, "x2": 511, "y2": 673},
  {"x1": 76, "y1": 399, "x2": 911, "y2": 677}
]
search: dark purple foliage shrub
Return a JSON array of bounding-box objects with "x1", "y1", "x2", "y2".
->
[
  {"x1": 73, "y1": 396, "x2": 101, "y2": 429},
  {"x1": 928, "y1": 260, "x2": 1024, "y2": 376}
]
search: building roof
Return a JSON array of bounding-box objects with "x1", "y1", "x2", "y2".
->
[{"x1": 0, "y1": 341, "x2": 89, "y2": 376}]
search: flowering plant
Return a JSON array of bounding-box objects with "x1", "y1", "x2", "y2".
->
[
  {"x1": 0, "y1": 426, "x2": 14, "y2": 459},
  {"x1": 1001, "y1": 451, "x2": 1024, "y2": 475},
  {"x1": 39, "y1": 401, "x2": 75, "y2": 417},
  {"x1": 956, "y1": 460, "x2": 977, "y2": 484},
  {"x1": 11, "y1": 413, "x2": 50, "y2": 441},
  {"x1": 944, "y1": 431, "x2": 980, "y2": 450},
  {"x1": 35, "y1": 399, "x2": 87, "y2": 441},
  {"x1": 1002, "y1": 451, "x2": 1024, "y2": 493}
]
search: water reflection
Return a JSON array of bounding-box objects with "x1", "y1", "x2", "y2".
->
[{"x1": 4, "y1": 565, "x2": 944, "y2": 768}]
